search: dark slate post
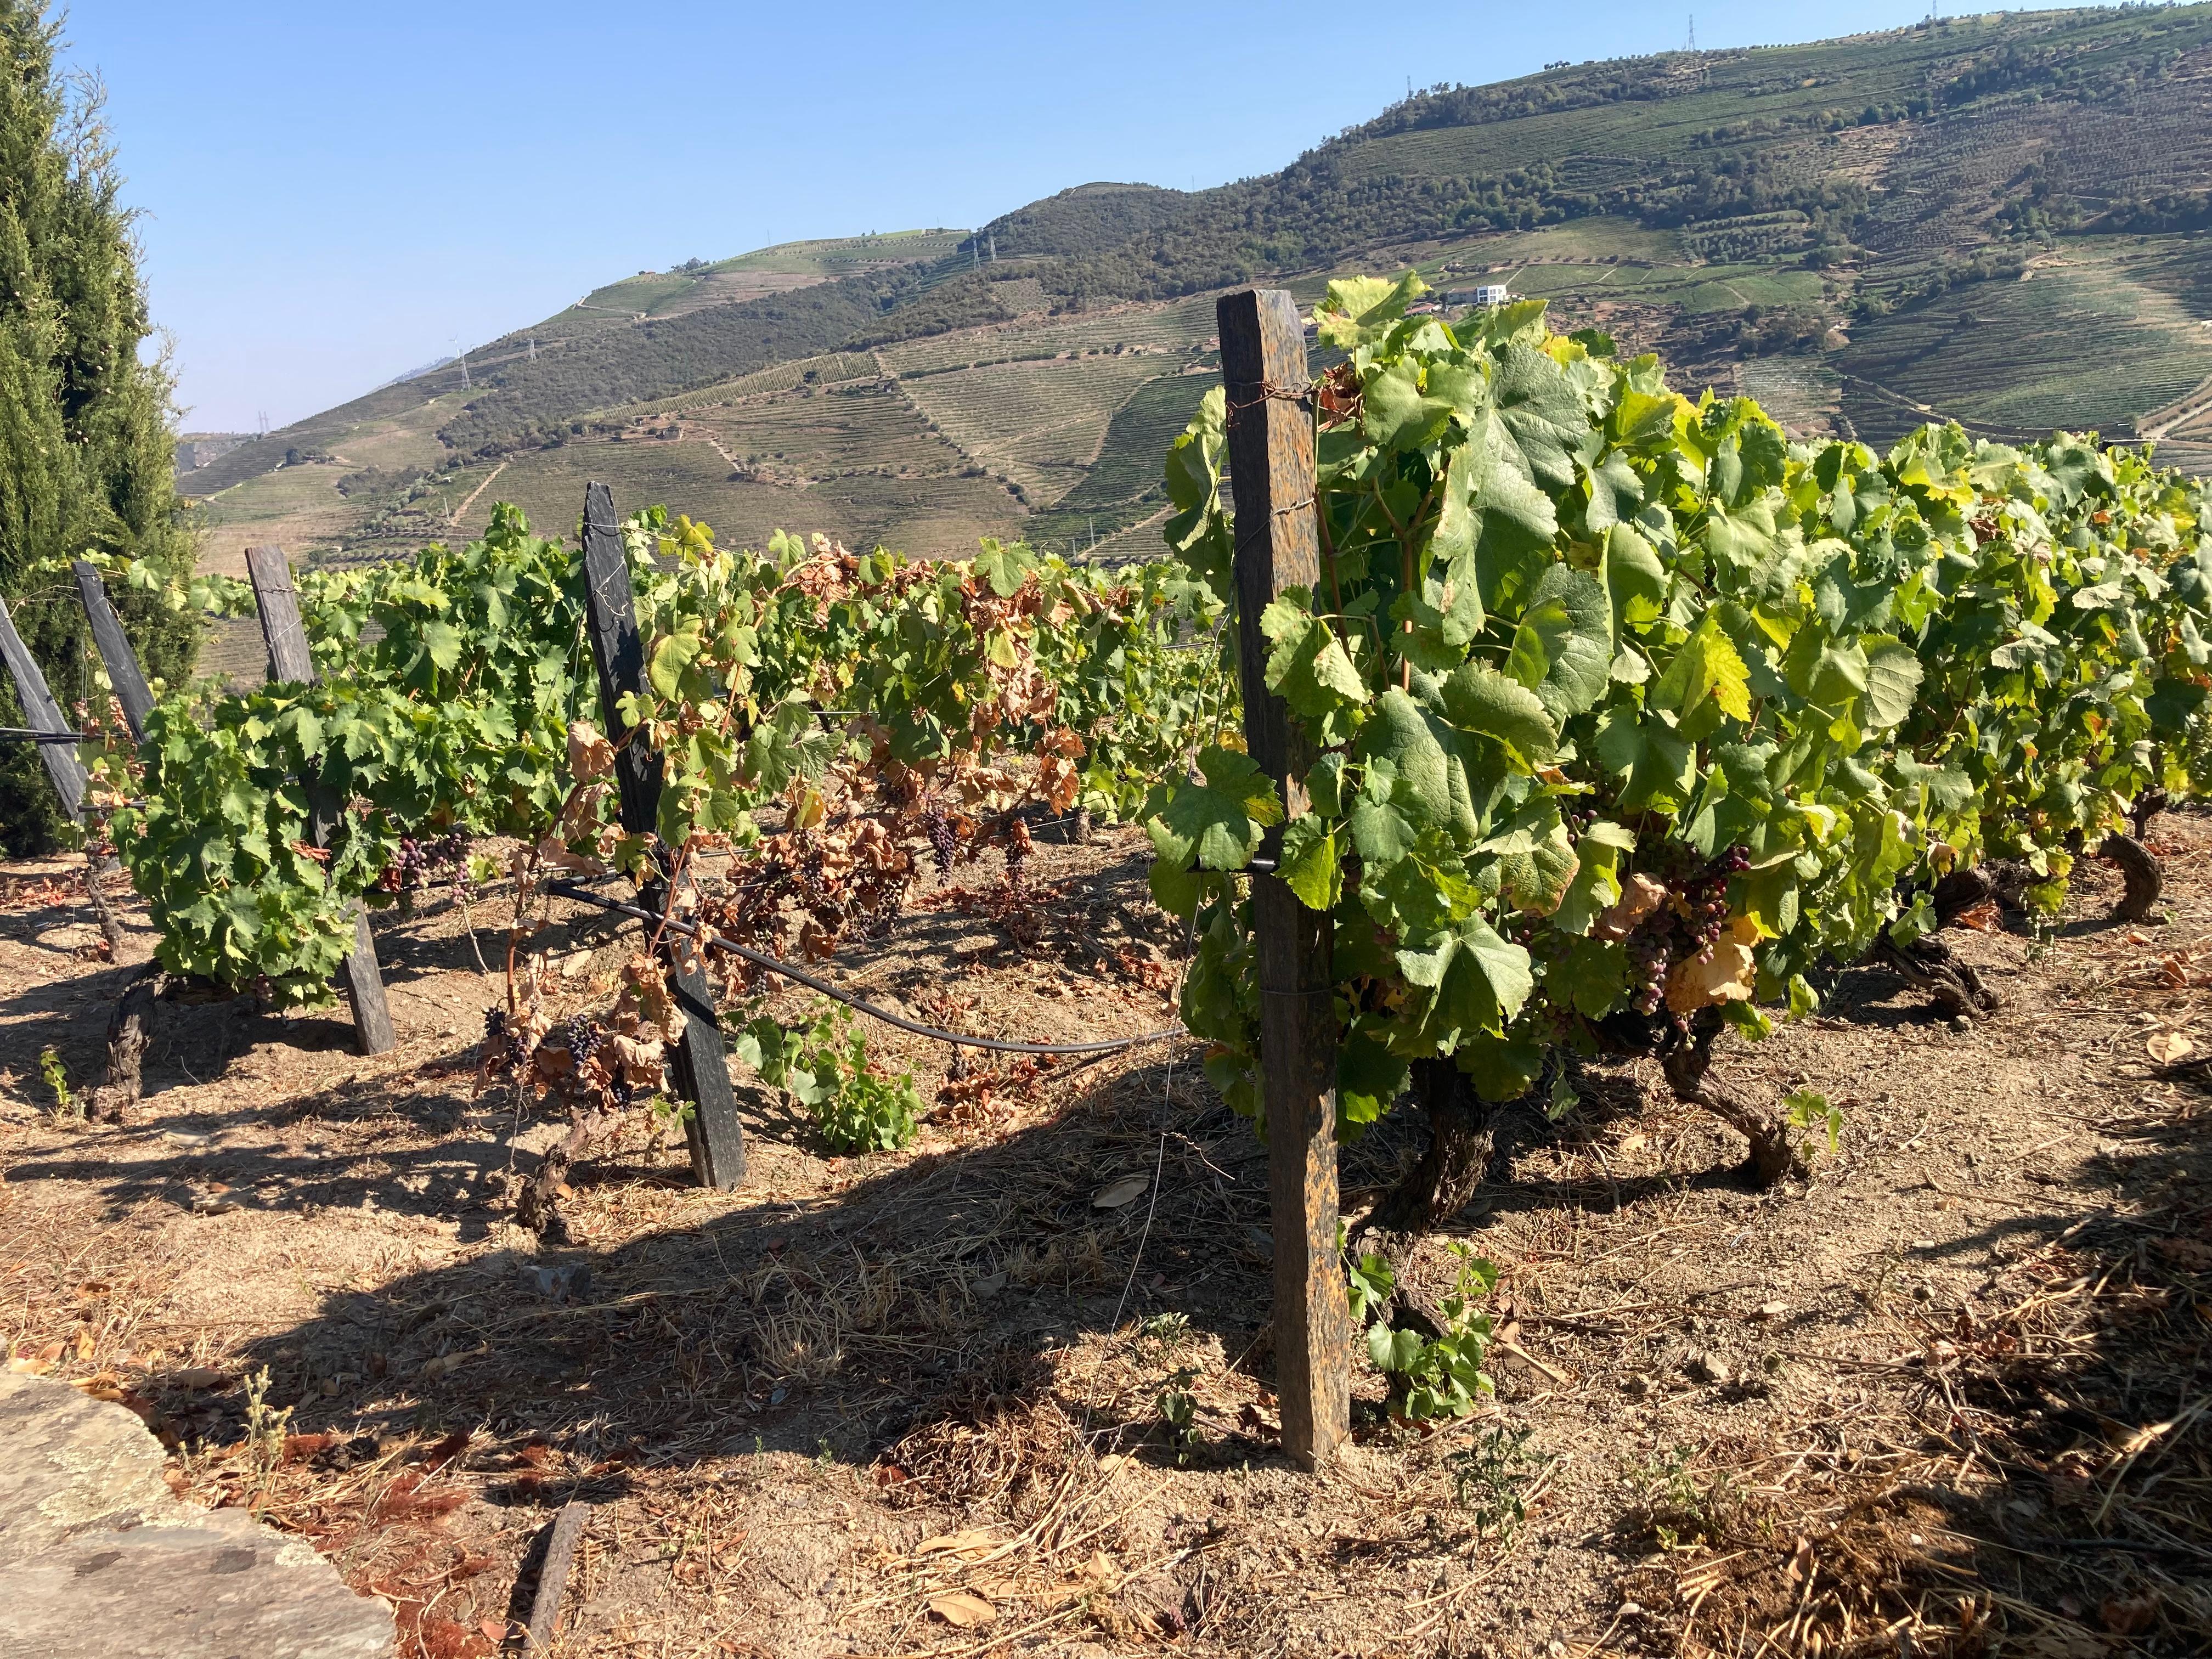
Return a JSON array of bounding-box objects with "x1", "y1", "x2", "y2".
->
[
  {"x1": 577, "y1": 483, "x2": 746, "y2": 1190},
  {"x1": 244, "y1": 545, "x2": 397, "y2": 1056}
]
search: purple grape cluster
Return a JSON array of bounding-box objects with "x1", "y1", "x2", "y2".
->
[
  {"x1": 382, "y1": 831, "x2": 474, "y2": 895},
  {"x1": 1628, "y1": 929, "x2": 1671, "y2": 1015},
  {"x1": 1701, "y1": 844, "x2": 1753, "y2": 881},
  {"x1": 1621, "y1": 843, "x2": 1751, "y2": 1014},
  {"x1": 483, "y1": 1004, "x2": 529, "y2": 1071},
  {"x1": 563, "y1": 1015, "x2": 603, "y2": 1064},
  {"x1": 568, "y1": 1013, "x2": 631, "y2": 1105},
  {"x1": 445, "y1": 833, "x2": 479, "y2": 901},
  {"x1": 1680, "y1": 845, "x2": 1751, "y2": 947},
  {"x1": 924, "y1": 805, "x2": 957, "y2": 878}
]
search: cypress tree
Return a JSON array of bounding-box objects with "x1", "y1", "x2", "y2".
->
[{"x1": 0, "y1": 1, "x2": 196, "y2": 853}]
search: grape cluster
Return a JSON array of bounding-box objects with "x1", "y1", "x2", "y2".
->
[
  {"x1": 448, "y1": 834, "x2": 479, "y2": 902},
  {"x1": 1680, "y1": 845, "x2": 1751, "y2": 947},
  {"x1": 924, "y1": 805, "x2": 957, "y2": 878},
  {"x1": 563, "y1": 1015, "x2": 603, "y2": 1065},
  {"x1": 379, "y1": 831, "x2": 474, "y2": 895},
  {"x1": 1627, "y1": 929, "x2": 1671, "y2": 1015},
  {"x1": 483, "y1": 1004, "x2": 530, "y2": 1071},
  {"x1": 1618, "y1": 843, "x2": 1751, "y2": 1015},
  {"x1": 1701, "y1": 844, "x2": 1753, "y2": 881},
  {"x1": 567, "y1": 1013, "x2": 633, "y2": 1105}
]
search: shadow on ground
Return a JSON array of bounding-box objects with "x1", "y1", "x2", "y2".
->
[{"x1": 1620, "y1": 1029, "x2": 2212, "y2": 1655}]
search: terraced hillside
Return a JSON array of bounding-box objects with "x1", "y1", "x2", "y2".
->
[
  {"x1": 196, "y1": 6, "x2": 2212, "y2": 573},
  {"x1": 1837, "y1": 238, "x2": 2212, "y2": 451},
  {"x1": 574, "y1": 230, "x2": 970, "y2": 321}
]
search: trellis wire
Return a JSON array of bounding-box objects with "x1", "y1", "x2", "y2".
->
[{"x1": 545, "y1": 878, "x2": 1184, "y2": 1058}]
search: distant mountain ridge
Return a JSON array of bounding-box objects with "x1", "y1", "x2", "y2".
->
[{"x1": 189, "y1": 5, "x2": 2212, "y2": 582}]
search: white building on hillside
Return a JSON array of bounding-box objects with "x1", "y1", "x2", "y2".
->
[{"x1": 1443, "y1": 283, "x2": 1514, "y2": 307}]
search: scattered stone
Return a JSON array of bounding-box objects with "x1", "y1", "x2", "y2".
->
[
  {"x1": 1750, "y1": 1300, "x2": 1788, "y2": 1322},
  {"x1": 0, "y1": 1371, "x2": 392, "y2": 1658},
  {"x1": 1091, "y1": 1172, "x2": 1149, "y2": 1209},
  {"x1": 1683, "y1": 1350, "x2": 1732, "y2": 1386},
  {"x1": 517, "y1": 1263, "x2": 591, "y2": 1302},
  {"x1": 1621, "y1": 1372, "x2": 1655, "y2": 1397}
]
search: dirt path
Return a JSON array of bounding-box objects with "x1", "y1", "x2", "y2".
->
[
  {"x1": 446, "y1": 460, "x2": 509, "y2": 529},
  {"x1": 2138, "y1": 367, "x2": 2212, "y2": 441},
  {"x1": 1, "y1": 822, "x2": 2205, "y2": 1657}
]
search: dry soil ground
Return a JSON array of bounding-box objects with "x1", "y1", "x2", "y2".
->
[{"x1": 1, "y1": 820, "x2": 2207, "y2": 1659}]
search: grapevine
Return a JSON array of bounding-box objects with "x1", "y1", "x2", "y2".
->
[
  {"x1": 63, "y1": 268, "x2": 2212, "y2": 1313},
  {"x1": 1145, "y1": 272, "x2": 2212, "y2": 1260},
  {"x1": 97, "y1": 505, "x2": 591, "y2": 1002}
]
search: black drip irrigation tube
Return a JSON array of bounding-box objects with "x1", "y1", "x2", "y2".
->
[
  {"x1": 545, "y1": 877, "x2": 1186, "y2": 1058},
  {"x1": 0, "y1": 727, "x2": 96, "y2": 744}
]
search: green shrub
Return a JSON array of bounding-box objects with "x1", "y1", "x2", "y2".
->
[{"x1": 737, "y1": 1002, "x2": 919, "y2": 1154}]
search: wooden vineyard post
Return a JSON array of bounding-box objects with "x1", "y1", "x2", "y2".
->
[
  {"x1": 1216, "y1": 287, "x2": 1349, "y2": 1470},
  {"x1": 244, "y1": 545, "x2": 398, "y2": 1056},
  {"x1": 72, "y1": 562, "x2": 156, "y2": 743},
  {"x1": 69, "y1": 561, "x2": 154, "y2": 969},
  {"x1": 577, "y1": 482, "x2": 747, "y2": 1191},
  {"x1": 6, "y1": 582, "x2": 144, "y2": 1104},
  {"x1": 0, "y1": 591, "x2": 88, "y2": 822}
]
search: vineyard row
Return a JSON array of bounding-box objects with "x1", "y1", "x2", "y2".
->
[{"x1": 7, "y1": 271, "x2": 2209, "y2": 1460}]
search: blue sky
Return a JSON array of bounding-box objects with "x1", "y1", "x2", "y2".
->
[{"x1": 61, "y1": 1, "x2": 2059, "y2": 432}]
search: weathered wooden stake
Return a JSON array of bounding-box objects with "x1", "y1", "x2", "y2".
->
[
  {"x1": 63, "y1": 563, "x2": 167, "y2": 1113},
  {"x1": 1217, "y1": 287, "x2": 1348, "y2": 1469},
  {"x1": 244, "y1": 545, "x2": 397, "y2": 1056},
  {"x1": 72, "y1": 561, "x2": 156, "y2": 743},
  {"x1": 0, "y1": 591, "x2": 87, "y2": 821},
  {"x1": 524, "y1": 1499, "x2": 591, "y2": 1652},
  {"x1": 0, "y1": 585, "x2": 127, "y2": 961},
  {"x1": 577, "y1": 482, "x2": 747, "y2": 1190}
]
